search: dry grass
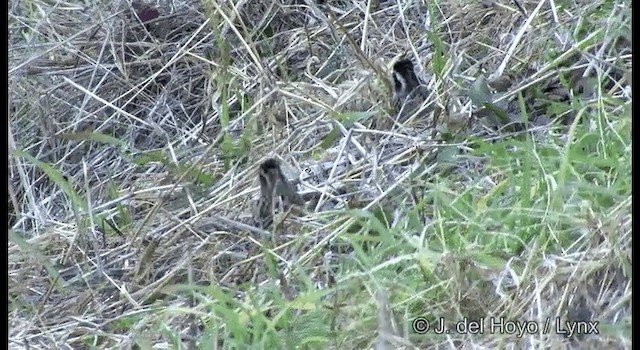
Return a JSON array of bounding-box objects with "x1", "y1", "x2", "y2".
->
[{"x1": 9, "y1": 0, "x2": 631, "y2": 348}]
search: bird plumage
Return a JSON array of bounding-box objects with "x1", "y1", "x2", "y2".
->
[
  {"x1": 253, "y1": 158, "x2": 303, "y2": 230},
  {"x1": 391, "y1": 57, "x2": 430, "y2": 122}
]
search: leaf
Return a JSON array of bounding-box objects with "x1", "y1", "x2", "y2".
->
[
  {"x1": 482, "y1": 102, "x2": 511, "y2": 125},
  {"x1": 424, "y1": 0, "x2": 447, "y2": 79},
  {"x1": 318, "y1": 128, "x2": 341, "y2": 150},
  {"x1": 131, "y1": 150, "x2": 216, "y2": 187},
  {"x1": 476, "y1": 178, "x2": 509, "y2": 213},
  {"x1": 546, "y1": 101, "x2": 572, "y2": 117},
  {"x1": 319, "y1": 112, "x2": 374, "y2": 150},
  {"x1": 436, "y1": 145, "x2": 458, "y2": 165},
  {"x1": 9, "y1": 229, "x2": 66, "y2": 290},
  {"x1": 12, "y1": 150, "x2": 86, "y2": 211},
  {"x1": 220, "y1": 134, "x2": 235, "y2": 159},
  {"x1": 130, "y1": 150, "x2": 166, "y2": 166},
  {"x1": 333, "y1": 111, "x2": 374, "y2": 127},
  {"x1": 467, "y1": 75, "x2": 493, "y2": 106},
  {"x1": 57, "y1": 131, "x2": 127, "y2": 148},
  {"x1": 350, "y1": 209, "x2": 391, "y2": 236},
  {"x1": 469, "y1": 252, "x2": 511, "y2": 270},
  {"x1": 468, "y1": 76, "x2": 511, "y2": 126},
  {"x1": 289, "y1": 290, "x2": 331, "y2": 311}
]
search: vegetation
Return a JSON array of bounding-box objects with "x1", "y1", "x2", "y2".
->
[{"x1": 9, "y1": 0, "x2": 631, "y2": 348}]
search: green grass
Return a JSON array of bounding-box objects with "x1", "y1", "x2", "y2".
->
[
  {"x1": 8, "y1": 0, "x2": 631, "y2": 348},
  {"x1": 121, "y1": 104, "x2": 629, "y2": 348}
]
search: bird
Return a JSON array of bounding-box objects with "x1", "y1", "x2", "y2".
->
[
  {"x1": 391, "y1": 57, "x2": 430, "y2": 122},
  {"x1": 252, "y1": 158, "x2": 304, "y2": 230},
  {"x1": 392, "y1": 58, "x2": 421, "y2": 100},
  {"x1": 231, "y1": 158, "x2": 305, "y2": 290}
]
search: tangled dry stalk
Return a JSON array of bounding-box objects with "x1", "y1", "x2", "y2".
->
[{"x1": 9, "y1": 0, "x2": 631, "y2": 348}]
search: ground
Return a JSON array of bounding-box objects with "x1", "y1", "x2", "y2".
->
[{"x1": 9, "y1": 0, "x2": 631, "y2": 349}]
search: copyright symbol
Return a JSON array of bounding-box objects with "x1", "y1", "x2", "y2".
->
[{"x1": 412, "y1": 317, "x2": 430, "y2": 334}]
